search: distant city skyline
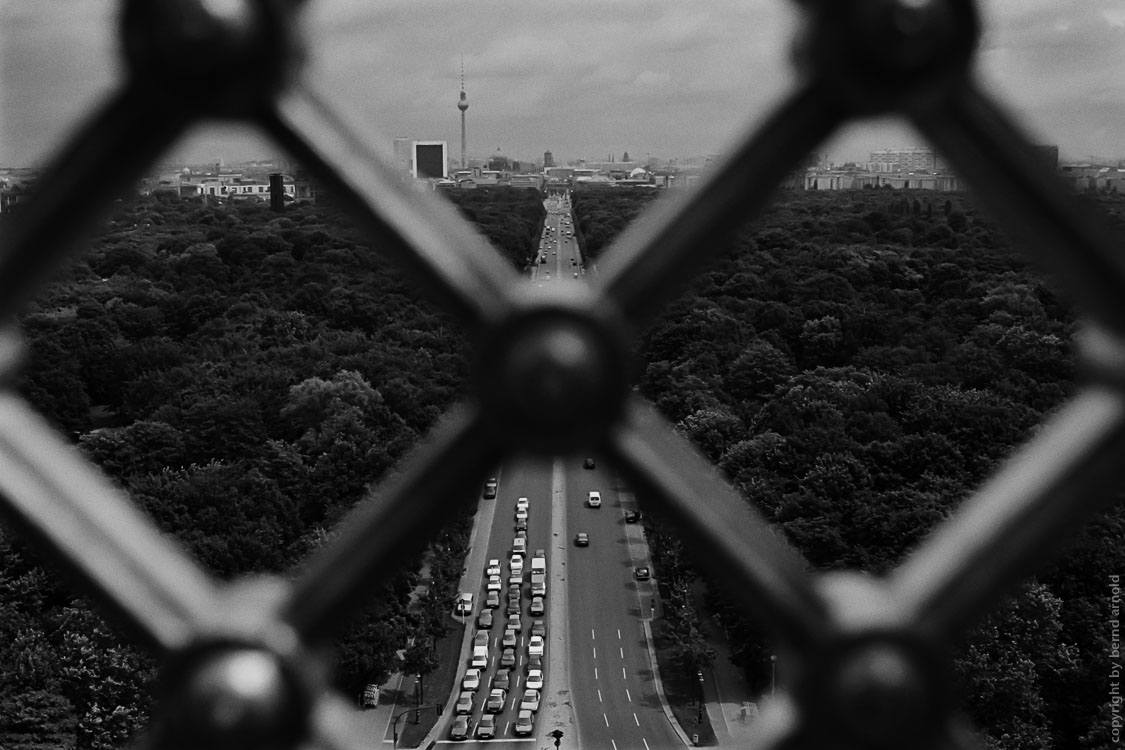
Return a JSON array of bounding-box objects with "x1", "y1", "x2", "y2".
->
[{"x1": 2, "y1": 1, "x2": 1123, "y2": 169}]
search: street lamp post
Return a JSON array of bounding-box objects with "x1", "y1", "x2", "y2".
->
[{"x1": 697, "y1": 669, "x2": 705, "y2": 724}]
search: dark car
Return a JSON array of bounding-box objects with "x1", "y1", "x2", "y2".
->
[
  {"x1": 624, "y1": 510, "x2": 641, "y2": 524},
  {"x1": 634, "y1": 566, "x2": 651, "y2": 581},
  {"x1": 574, "y1": 532, "x2": 589, "y2": 547},
  {"x1": 483, "y1": 478, "x2": 497, "y2": 499},
  {"x1": 583, "y1": 457, "x2": 596, "y2": 469}
]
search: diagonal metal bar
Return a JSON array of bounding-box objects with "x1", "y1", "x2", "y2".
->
[
  {"x1": 262, "y1": 83, "x2": 519, "y2": 334},
  {"x1": 890, "y1": 385, "x2": 1125, "y2": 639},
  {"x1": 608, "y1": 396, "x2": 831, "y2": 652},
  {"x1": 305, "y1": 692, "x2": 375, "y2": 750},
  {"x1": 733, "y1": 694, "x2": 811, "y2": 750},
  {"x1": 282, "y1": 401, "x2": 503, "y2": 641},
  {"x1": 593, "y1": 79, "x2": 845, "y2": 334},
  {"x1": 0, "y1": 85, "x2": 189, "y2": 321},
  {"x1": 0, "y1": 391, "x2": 220, "y2": 653},
  {"x1": 911, "y1": 81, "x2": 1125, "y2": 335}
]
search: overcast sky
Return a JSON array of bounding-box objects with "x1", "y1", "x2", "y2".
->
[{"x1": 2, "y1": 0, "x2": 1123, "y2": 169}]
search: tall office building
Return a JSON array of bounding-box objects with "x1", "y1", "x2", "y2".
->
[{"x1": 870, "y1": 147, "x2": 938, "y2": 172}]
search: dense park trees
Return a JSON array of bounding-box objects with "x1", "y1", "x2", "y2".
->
[
  {"x1": 576, "y1": 187, "x2": 1125, "y2": 750},
  {"x1": 0, "y1": 187, "x2": 542, "y2": 749},
  {"x1": 3, "y1": 181, "x2": 1122, "y2": 749}
]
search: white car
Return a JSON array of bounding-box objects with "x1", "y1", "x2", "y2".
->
[
  {"x1": 515, "y1": 508, "x2": 528, "y2": 521},
  {"x1": 454, "y1": 592, "x2": 474, "y2": 615},
  {"x1": 462, "y1": 668, "x2": 482, "y2": 691},
  {"x1": 528, "y1": 635, "x2": 544, "y2": 658},
  {"x1": 587, "y1": 491, "x2": 601, "y2": 508},
  {"x1": 487, "y1": 575, "x2": 502, "y2": 591},
  {"x1": 486, "y1": 559, "x2": 501, "y2": 577},
  {"x1": 520, "y1": 689, "x2": 541, "y2": 713},
  {"x1": 526, "y1": 668, "x2": 544, "y2": 690},
  {"x1": 516, "y1": 497, "x2": 529, "y2": 511},
  {"x1": 514, "y1": 710, "x2": 535, "y2": 735},
  {"x1": 510, "y1": 556, "x2": 524, "y2": 576}
]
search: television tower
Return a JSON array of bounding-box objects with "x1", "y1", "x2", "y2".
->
[{"x1": 457, "y1": 57, "x2": 469, "y2": 170}]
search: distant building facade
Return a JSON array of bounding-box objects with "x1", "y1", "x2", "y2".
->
[{"x1": 869, "y1": 147, "x2": 940, "y2": 173}]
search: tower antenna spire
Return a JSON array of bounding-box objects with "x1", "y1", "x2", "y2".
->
[{"x1": 457, "y1": 56, "x2": 469, "y2": 170}]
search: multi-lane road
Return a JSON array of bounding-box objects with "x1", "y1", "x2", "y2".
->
[{"x1": 419, "y1": 196, "x2": 681, "y2": 748}]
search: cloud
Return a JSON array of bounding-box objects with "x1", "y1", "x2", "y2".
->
[{"x1": 634, "y1": 71, "x2": 671, "y2": 88}]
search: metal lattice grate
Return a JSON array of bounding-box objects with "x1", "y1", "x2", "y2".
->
[{"x1": 1, "y1": 1, "x2": 1123, "y2": 749}]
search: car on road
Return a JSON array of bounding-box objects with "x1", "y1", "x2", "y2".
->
[
  {"x1": 455, "y1": 690, "x2": 474, "y2": 715},
  {"x1": 526, "y1": 668, "x2": 544, "y2": 690},
  {"x1": 493, "y1": 667, "x2": 511, "y2": 691},
  {"x1": 507, "y1": 616, "x2": 523, "y2": 632},
  {"x1": 501, "y1": 647, "x2": 516, "y2": 668},
  {"x1": 530, "y1": 596, "x2": 544, "y2": 616},
  {"x1": 474, "y1": 631, "x2": 490, "y2": 648},
  {"x1": 534, "y1": 549, "x2": 545, "y2": 560},
  {"x1": 508, "y1": 584, "x2": 520, "y2": 602},
  {"x1": 502, "y1": 628, "x2": 517, "y2": 648},
  {"x1": 520, "y1": 689, "x2": 541, "y2": 713},
  {"x1": 454, "y1": 592, "x2": 473, "y2": 616},
  {"x1": 574, "y1": 532, "x2": 589, "y2": 547},
  {"x1": 515, "y1": 508, "x2": 528, "y2": 521},
  {"x1": 510, "y1": 556, "x2": 524, "y2": 576},
  {"x1": 509, "y1": 573, "x2": 523, "y2": 587},
  {"x1": 507, "y1": 599, "x2": 521, "y2": 617},
  {"x1": 361, "y1": 683, "x2": 379, "y2": 708},
  {"x1": 528, "y1": 635, "x2": 544, "y2": 658},
  {"x1": 475, "y1": 715, "x2": 496, "y2": 739},
  {"x1": 485, "y1": 590, "x2": 500, "y2": 609},
  {"x1": 486, "y1": 559, "x2": 501, "y2": 577},
  {"x1": 513, "y1": 537, "x2": 527, "y2": 556},
  {"x1": 471, "y1": 645, "x2": 488, "y2": 668},
  {"x1": 531, "y1": 619, "x2": 546, "y2": 638},
  {"x1": 624, "y1": 510, "x2": 642, "y2": 524},
  {"x1": 462, "y1": 669, "x2": 481, "y2": 691},
  {"x1": 515, "y1": 517, "x2": 528, "y2": 531},
  {"x1": 482, "y1": 479, "x2": 497, "y2": 499},
  {"x1": 583, "y1": 457, "x2": 596, "y2": 469},
  {"x1": 477, "y1": 609, "x2": 493, "y2": 629},
  {"x1": 634, "y1": 566, "x2": 651, "y2": 581},
  {"x1": 516, "y1": 497, "x2": 529, "y2": 511},
  {"x1": 485, "y1": 687, "x2": 507, "y2": 713},
  {"x1": 487, "y1": 575, "x2": 502, "y2": 591},
  {"x1": 587, "y1": 491, "x2": 601, "y2": 508},
  {"x1": 527, "y1": 654, "x2": 543, "y2": 671},
  {"x1": 514, "y1": 710, "x2": 535, "y2": 735},
  {"x1": 450, "y1": 715, "x2": 472, "y2": 740}
]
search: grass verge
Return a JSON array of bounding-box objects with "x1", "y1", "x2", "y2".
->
[
  {"x1": 651, "y1": 619, "x2": 718, "y2": 747},
  {"x1": 397, "y1": 619, "x2": 466, "y2": 748}
]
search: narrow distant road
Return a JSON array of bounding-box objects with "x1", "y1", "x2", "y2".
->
[{"x1": 424, "y1": 194, "x2": 681, "y2": 748}]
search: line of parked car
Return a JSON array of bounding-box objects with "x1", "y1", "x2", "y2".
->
[{"x1": 450, "y1": 496, "x2": 549, "y2": 740}]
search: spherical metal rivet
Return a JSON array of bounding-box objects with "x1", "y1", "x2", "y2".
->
[
  {"x1": 508, "y1": 324, "x2": 601, "y2": 413},
  {"x1": 835, "y1": 643, "x2": 929, "y2": 747},
  {"x1": 179, "y1": 649, "x2": 298, "y2": 747}
]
